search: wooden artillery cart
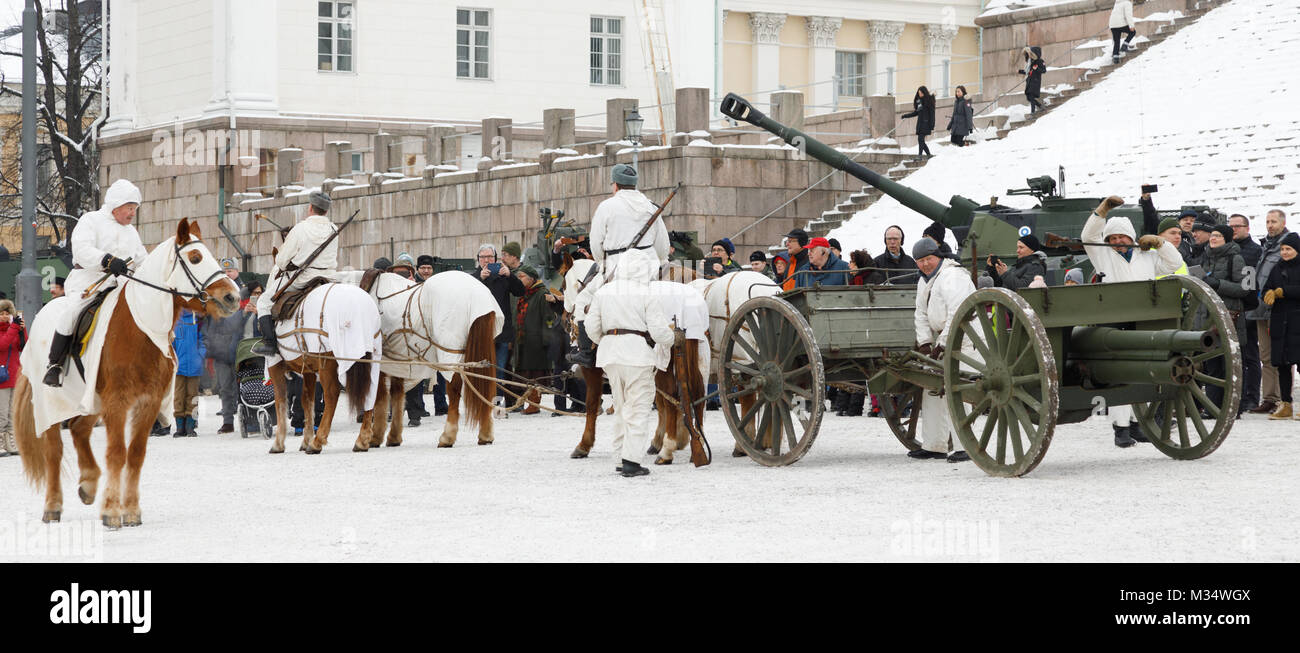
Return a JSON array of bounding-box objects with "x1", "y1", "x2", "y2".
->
[{"x1": 719, "y1": 275, "x2": 1241, "y2": 477}]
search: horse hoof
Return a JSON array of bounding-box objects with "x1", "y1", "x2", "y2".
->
[
  {"x1": 269, "y1": 446, "x2": 284, "y2": 454},
  {"x1": 386, "y1": 441, "x2": 401, "y2": 447},
  {"x1": 102, "y1": 516, "x2": 122, "y2": 530},
  {"x1": 654, "y1": 458, "x2": 672, "y2": 465},
  {"x1": 305, "y1": 447, "x2": 321, "y2": 455},
  {"x1": 477, "y1": 440, "x2": 493, "y2": 446},
  {"x1": 42, "y1": 510, "x2": 61, "y2": 523},
  {"x1": 731, "y1": 448, "x2": 748, "y2": 458},
  {"x1": 570, "y1": 448, "x2": 589, "y2": 459},
  {"x1": 353, "y1": 445, "x2": 368, "y2": 452},
  {"x1": 369, "y1": 440, "x2": 383, "y2": 448},
  {"x1": 78, "y1": 484, "x2": 96, "y2": 505},
  {"x1": 437, "y1": 442, "x2": 453, "y2": 449},
  {"x1": 646, "y1": 445, "x2": 661, "y2": 455},
  {"x1": 123, "y1": 514, "x2": 142, "y2": 527}
]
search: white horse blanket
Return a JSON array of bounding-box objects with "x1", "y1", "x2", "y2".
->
[
  {"x1": 272, "y1": 282, "x2": 383, "y2": 411},
  {"x1": 371, "y1": 271, "x2": 504, "y2": 388},
  {"x1": 691, "y1": 271, "x2": 783, "y2": 376}
]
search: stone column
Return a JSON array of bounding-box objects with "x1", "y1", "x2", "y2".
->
[
  {"x1": 275, "y1": 147, "x2": 302, "y2": 197},
  {"x1": 674, "y1": 87, "x2": 710, "y2": 136},
  {"x1": 605, "y1": 98, "x2": 639, "y2": 142},
  {"x1": 770, "y1": 91, "x2": 805, "y2": 132},
  {"x1": 749, "y1": 12, "x2": 787, "y2": 111},
  {"x1": 425, "y1": 126, "x2": 456, "y2": 167},
  {"x1": 866, "y1": 20, "x2": 905, "y2": 97},
  {"x1": 480, "y1": 117, "x2": 513, "y2": 167},
  {"x1": 323, "y1": 140, "x2": 349, "y2": 190},
  {"x1": 204, "y1": 0, "x2": 280, "y2": 117},
  {"x1": 103, "y1": 0, "x2": 138, "y2": 135},
  {"x1": 924, "y1": 24, "x2": 960, "y2": 98},
  {"x1": 805, "y1": 16, "x2": 842, "y2": 113},
  {"x1": 864, "y1": 96, "x2": 896, "y2": 140},
  {"x1": 373, "y1": 134, "x2": 394, "y2": 175},
  {"x1": 543, "y1": 109, "x2": 576, "y2": 150}
]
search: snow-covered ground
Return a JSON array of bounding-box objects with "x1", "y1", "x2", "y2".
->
[
  {"x1": 832, "y1": 0, "x2": 1300, "y2": 251},
  {"x1": 2, "y1": 394, "x2": 1295, "y2": 563}
]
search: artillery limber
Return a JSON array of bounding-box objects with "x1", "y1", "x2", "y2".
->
[{"x1": 714, "y1": 93, "x2": 1241, "y2": 477}]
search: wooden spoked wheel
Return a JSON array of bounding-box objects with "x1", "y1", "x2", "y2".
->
[
  {"x1": 881, "y1": 388, "x2": 923, "y2": 451},
  {"x1": 1132, "y1": 276, "x2": 1241, "y2": 460},
  {"x1": 944, "y1": 288, "x2": 1059, "y2": 477},
  {"x1": 720, "y1": 296, "x2": 825, "y2": 466}
]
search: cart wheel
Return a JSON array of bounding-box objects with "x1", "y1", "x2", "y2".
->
[
  {"x1": 881, "y1": 389, "x2": 923, "y2": 451},
  {"x1": 945, "y1": 288, "x2": 1059, "y2": 477},
  {"x1": 258, "y1": 409, "x2": 273, "y2": 440},
  {"x1": 720, "y1": 296, "x2": 824, "y2": 466},
  {"x1": 1133, "y1": 276, "x2": 1240, "y2": 460}
]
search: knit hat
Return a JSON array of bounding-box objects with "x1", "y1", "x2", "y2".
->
[
  {"x1": 516, "y1": 264, "x2": 541, "y2": 281},
  {"x1": 53, "y1": 276, "x2": 65, "y2": 286},
  {"x1": 1280, "y1": 232, "x2": 1300, "y2": 252},
  {"x1": 220, "y1": 257, "x2": 238, "y2": 270},
  {"x1": 611, "y1": 163, "x2": 638, "y2": 186},
  {"x1": 749, "y1": 250, "x2": 767, "y2": 263},
  {"x1": 976, "y1": 275, "x2": 994, "y2": 289},
  {"x1": 1212, "y1": 225, "x2": 1233, "y2": 242},
  {"x1": 785, "y1": 228, "x2": 810, "y2": 247},
  {"x1": 502, "y1": 242, "x2": 522, "y2": 258},
  {"x1": 912, "y1": 238, "x2": 941, "y2": 260},
  {"x1": 1028, "y1": 275, "x2": 1048, "y2": 289},
  {"x1": 828, "y1": 238, "x2": 842, "y2": 252},
  {"x1": 1018, "y1": 233, "x2": 1044, "y2": 252},
  {"x1": 1064, "y1": 268, "x2": 1085, "y2": 284},
  {"x1": 1157, "y1": 218, "x2": 1181, "y2": 235},
  {"x1": 923, "y1": 221, "x2": 947, "y2": 242},
  {"x1": 712, "y1": 238, "x2": 735, "y2": 256},
  {"x1": 0, "y1": 299, "x2": 14, "y2": 314},
  {"x1": 1192, "y1": 222, "x2": 1214, "y2": 233},
  {"x1": 808, "y1": 237, "x2": 831, "y2": 250},
  {"x1": 417, "y1": 254, "x2": 435, "y2": 268},
  {"x1": 392, "y1": 252, "x2": 416, "y2": 270},
  {"x1": 309, "y1": 191, "x2": 331, "y2": 213},
  {"x1": 771, "y1": 252, "x2": 789, "y2": 265},
  {"x1": 373, "y1": 257, "x2": 393, "y2": 270}
]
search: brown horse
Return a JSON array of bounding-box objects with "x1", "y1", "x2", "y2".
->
[
  {"x1": 13, "y1": 219, "x2": 240, "y2": 528},
  {"x1": 648, "y1": 333, "x2": 706, "y2": 464},
  {"x1": 265, "y1": 282, "x2": 379, "y2": 454}
]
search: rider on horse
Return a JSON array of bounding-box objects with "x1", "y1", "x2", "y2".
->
[
  {"x1": 43, "y1": 179, "x2": 147, "y2": 387},
  {"x1": 252, "y1": 191, "x2": 339, "y2": 357}
]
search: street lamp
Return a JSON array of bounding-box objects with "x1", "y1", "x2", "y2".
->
[{"x1": 625, "y1": 108, "x2": 644, "y2": 173}]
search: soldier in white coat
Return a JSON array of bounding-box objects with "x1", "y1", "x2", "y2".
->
[
  {"x1": 252, "y1": 191, "x2": 339, "y2": 356},
  {"x1": 1082, "y1": 195, "x2": 1184, "y2": 446},
  {"x1": 568, "y1": 164, "x2": 669, "y2": 368},
  {"x1": 42, "y1": 179, "x2": 148, "y2": 387},
  {"x1": 908, "y1": 238, "x2": 973, "y2": 463},
  {"x1": 584, "y1": 248, "x2": 674, "y2": 477}
]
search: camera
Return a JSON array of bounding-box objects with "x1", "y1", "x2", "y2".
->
[{"x1": 1141, "y1": 184, "x2": 1158, "y2": 194}]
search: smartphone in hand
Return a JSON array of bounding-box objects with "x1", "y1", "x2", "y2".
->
[
  {"x1": 487, "y1": 262, "x2": 502, "y2": 275},
  {"x1": 1141, "y1": 183, "x2": 1158, "y2": 194}
]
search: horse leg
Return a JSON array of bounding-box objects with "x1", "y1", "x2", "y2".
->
[
  {"x1": 369, "y1": 375, "x2": 391, "y2": 447},
  {"x1": 121, "y1": 400, "x2": 156, "y2": 527},
  {"x1": 571, "y1": 366, "x2": 602, "y2": 458},
  {"x1": 438, "y1": 374, "x2": 462, "y2": 448},
  {"x1": 390, "y1": 376, "x2": 407, "y2": 446},
  {"x1": 69, "y1": 415, "x2": 101, "y2": 506},
  {"x1": 649, "y1": 392, "x2": 666, "y2": 457},
  {"x1": 269, "y1": 362, "x2": 290, "y2": 454},
  {"x1": 308, "y1": 362, "x2": 339, "y2": 454},
  {"x1": 474, "y1": 372, "x2": 494, "y2": 446},
  {"x1": 40, "y1": 424, "x2": 64, "y2": 523},
  {"x1": 99, "y1": 409, "x2": 128, "y2": 529},
  {"x1": 301, "y1": 370, "x2": 319, "y2": 452}
]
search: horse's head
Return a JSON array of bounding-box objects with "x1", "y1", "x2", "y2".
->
[{"x1": 170, "y1": 219, "x2": 240, "y2": 317}]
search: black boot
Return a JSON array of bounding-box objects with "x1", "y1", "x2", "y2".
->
[
  {"x1": 1128, "y1": 421, "x2": 1149, "y2": 443},
  {"x1": 1113, "y1": 424, "x2": 1135, "y2": 448},
  {"x1": 848, "y1": 392, "x2": 866, "y2": 417},
  {"x1": 43, "y1": 332, "x2": 75, "y2": 387},
  {"x1": 620, "y1": 459, "x2": 650, "y2": 477},
  {"x1": 251, "y1": 316, "x2": 279, "y2": 357},
  {"x1": 567, "y1": 326, "x2": 596, "y2": 368}
]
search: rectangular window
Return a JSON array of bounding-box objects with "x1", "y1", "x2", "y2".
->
[
  {"x1": 590, "y1": 16, "x2": 622, "y2": 86},
  {"x1": 351, "y1": 152, "x2": 363, "y2": 174},
  {"x1": 318, "y1": 1, "x2": 354, "y2": 72},
  {"x1": 835, "y1": 51, "x2": 865, "y2": 97},
  {"x1": 457, "y1": 8, "x2": 491, "y2": 79}
]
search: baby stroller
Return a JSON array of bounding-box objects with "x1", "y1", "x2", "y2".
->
[{"x1": 235, "y1": 337, "x2": 277, "y2": 439}]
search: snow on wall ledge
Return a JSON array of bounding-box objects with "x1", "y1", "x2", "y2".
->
[{"x1": 834, "y1": 0, "x2": 1300, "y2": 253}]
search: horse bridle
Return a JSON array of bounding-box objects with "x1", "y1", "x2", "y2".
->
[{"x1": 120, "y1": 238, "x2": 228, "y2": 305}]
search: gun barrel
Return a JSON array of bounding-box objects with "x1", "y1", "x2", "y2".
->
[{"x1": 719, "y1": 93, "x2": 977, "y2": 228}]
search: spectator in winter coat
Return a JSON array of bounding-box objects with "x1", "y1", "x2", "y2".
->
[
  {"x1": 1201, "y1": 225, "x2": 1250, "y2": 410},
  {"x1": 947, "y1": 85, "x2": 975, "y2": 146},
  {"x1": 416, "y1": 254, "x2": 436, "y2": 282},
  {"x1": 1247, "y1": 210, "x2": 1292, "y2": 415},
  {"x1": 1189, "y1": 221, "x2": 1214, "y2": 267},
  {"x1": 1153, "y1": 218, "x2": 1191, "y2": 276},
  {"x1": 800, "y1": 237, "x2": 851, "y2": 287},
  {"x1": 1110, "y1": 0, "x2": 1137, "y2": 64},
  {"x1": 706, "y1": 239, "x2": 744, "y2": 279},
  {"x1": 849, "y1": 249, "x2": 884, "y2": 285},
  {"x1": 1063, "y1": 268, "x2": 1085, "y2": 286},
  {"x1": 770, "y1": 253, "x2": 789, "y2": 282},
  {"x1": 923, "y1": 221, "x2": 955, "y2": 259},
  {"x1": 1261, "y1": 232, "x2": 1300, "y2": 420},
  {"x1": 748, "y1": 251, "x2": 773, "y2": 279},
  {"x1": 902, "y1": 86, "x2": 936, "y2": 159},
  {"x1": 476, "y1": 243, "x2": 526, "y2": 400},
  {"x1": 873, "y1": 225, "x2": 920, "y2": 283},
  {"x1": 1229, "y1": 214, "x2": 1264, "y2": 410},
  {"x1": 514, "y1": 265, "x2": 562, "y2": 415},
  {"x1": 1019, "y1": 46, "x2": 1047, "y2": 114},
  {"x1": 988, "y1": 234, "x2": 1048, "y2": 290},
  {"x1": 782, "y1": 229, "x2": 812, "y2": 291},
  {"x1": 206, "y1": 296, "x2": 253, "y2": 434},
  {"x1": 170, "y1": 309, "x2": 206, "y2": 437},
  {"x1": 389, "y1": 252, "x2": 417, "y2": 280},
  {"x1": 0, "y1": 299, "x2": 26, "y2": 456}
]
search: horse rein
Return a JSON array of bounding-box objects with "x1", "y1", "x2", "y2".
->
[{"x1": 119, "y1": 239, "x2": 227, "y2": 305}]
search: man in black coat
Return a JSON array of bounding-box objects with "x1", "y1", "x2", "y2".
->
[
  {"x1": 872, "y1": 225, "x2": 920, "y2": 283},
  {"x1": 475, "y1": 243, "x2": 525, "y2": 403},
  {"x1": 1229, "y1": 214, "x2": 1263, "y2": 411}
]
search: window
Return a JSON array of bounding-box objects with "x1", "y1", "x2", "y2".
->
[
  {"x1": 590, "y1": 16, "x2": 622, "y2": 86},
  {"x1": 457, "y1": 8, "x2": 491, "y2": 79},
  {"x1": 318, "y1": 1, "x2": 354, "y2": 72},
  {"x1": 351, "y1": 152, "x2": 363, "y2": 174},
  {"x1": 835, "y1": 51, "x2": 865, "y2": 97}
]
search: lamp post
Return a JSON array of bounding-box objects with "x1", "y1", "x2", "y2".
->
[
  {"x1": 16, "y1": 0, "x2": 43, "y2": 322},
  {"x1": 625, "y1": 108, "x2": 644, "y2": 174}
]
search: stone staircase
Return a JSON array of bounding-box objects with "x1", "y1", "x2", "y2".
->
[{"x1": 805, "y1": 0, "x2": 1232, "y2": 238}]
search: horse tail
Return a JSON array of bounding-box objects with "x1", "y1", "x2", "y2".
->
[
  {"x1": 461, "y1": 312, "x2": 497, "y2": 429},
  {"x1": 11, "y1": 375, "x2": 47, "y2": 486},
  {"x1": 345, "y1": 353, "x2": 373, "y2": 416}
]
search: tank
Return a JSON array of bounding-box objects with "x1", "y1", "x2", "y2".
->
[{"x1": 718, "y1": 93, "x2": 1210, "y2": 282}]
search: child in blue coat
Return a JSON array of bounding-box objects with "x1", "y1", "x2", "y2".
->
[{"x1": 171, "y1": 308, "x2": 206, "y2": 437}]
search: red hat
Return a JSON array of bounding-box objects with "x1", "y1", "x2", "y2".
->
[{"x1": 808, "y1": 237, "x2": 831, "y2": 250}]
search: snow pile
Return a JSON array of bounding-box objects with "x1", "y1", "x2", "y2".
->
[{"x1": 831, "y1": 0, "x2": 1300, "y2": 252}]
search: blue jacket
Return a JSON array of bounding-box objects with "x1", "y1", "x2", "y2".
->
[
  {"x1": 173, "y1": 310, "x2": 207, "y2": 377},
  {"x1": 798, "y1": 252, "x2": 851, "y2": 287}
]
